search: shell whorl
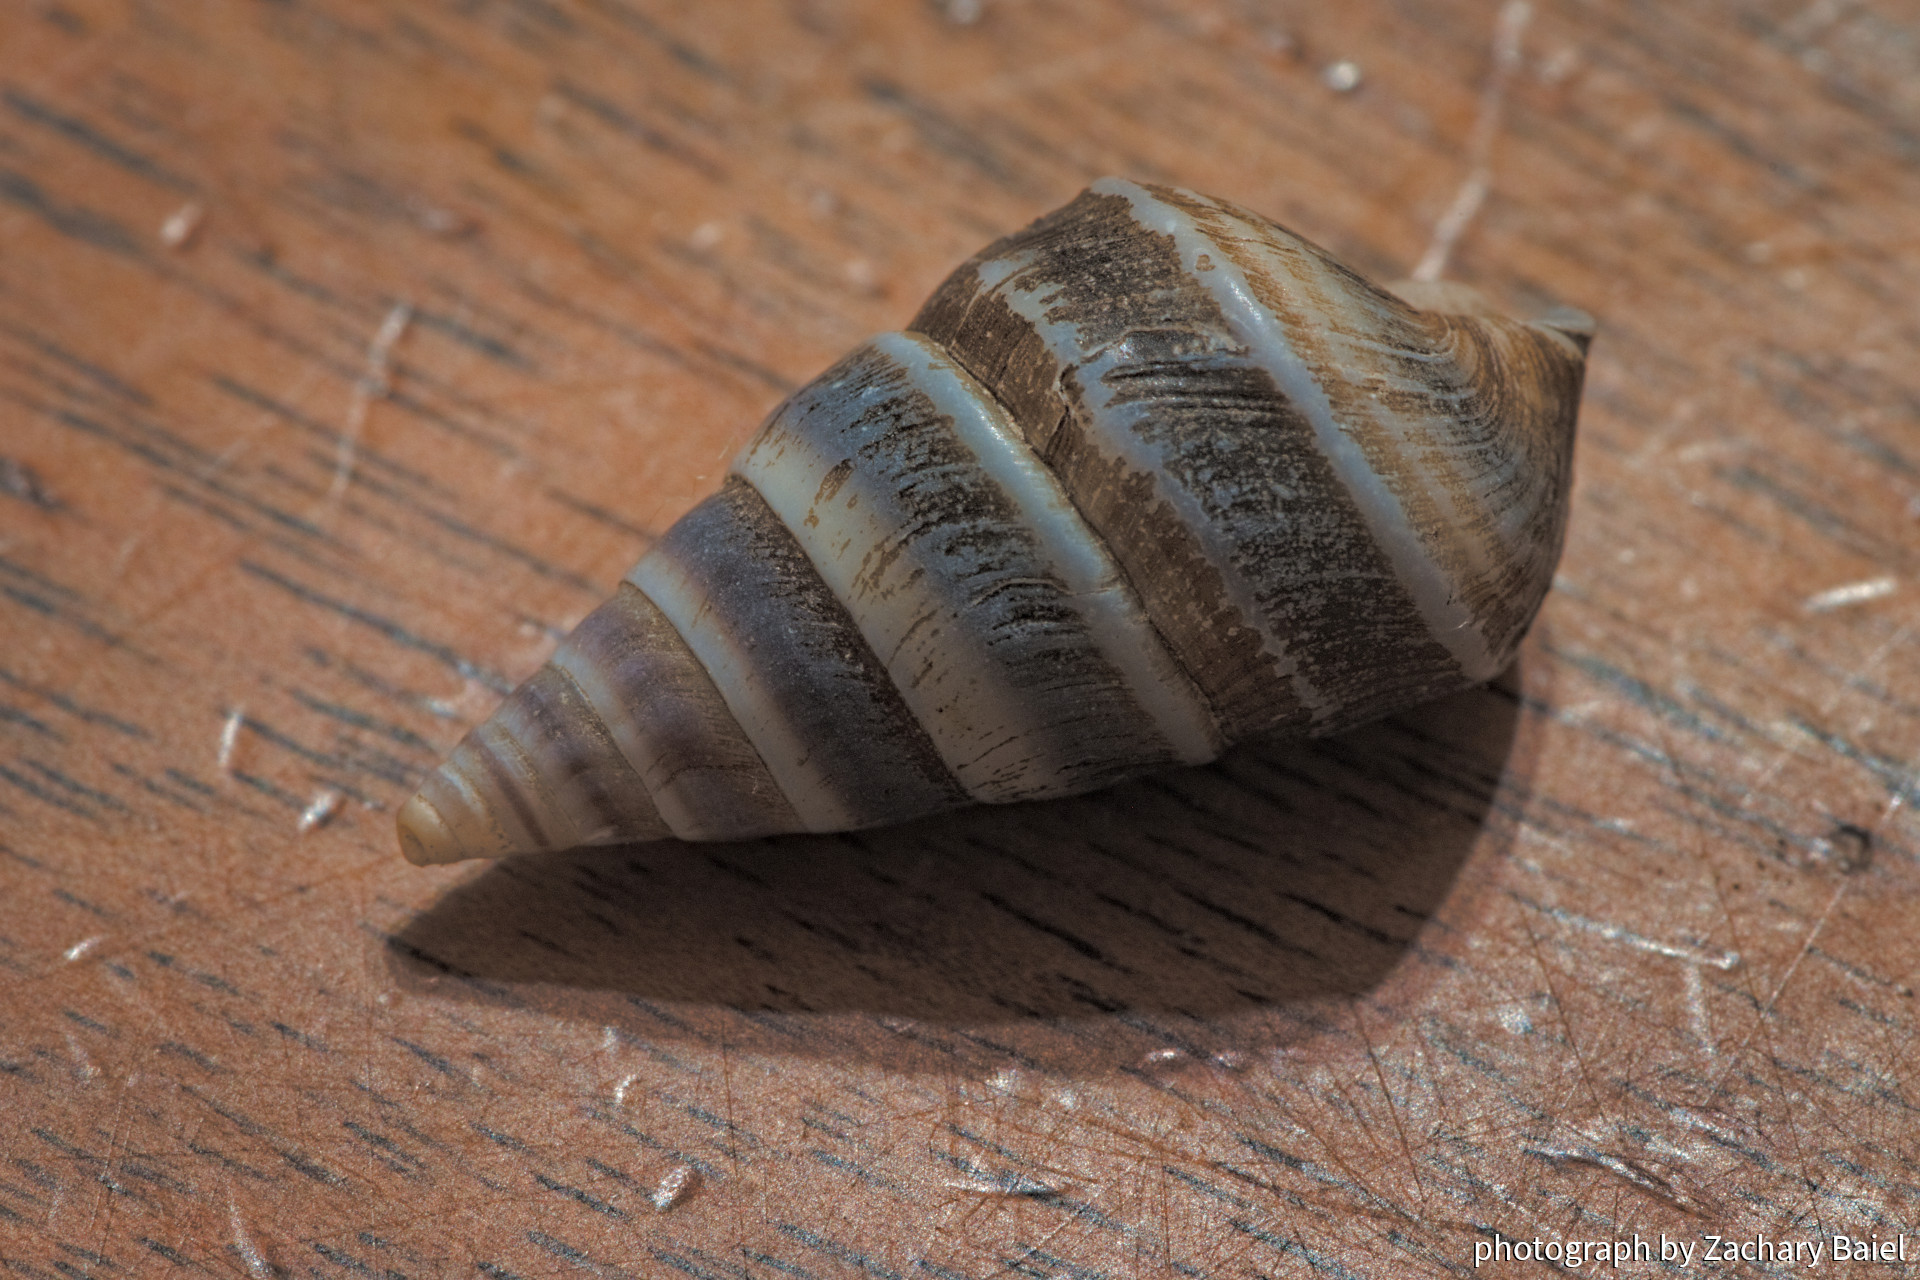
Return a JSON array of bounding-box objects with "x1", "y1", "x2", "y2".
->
[{"x1": 397, "y1": 178, "x2": 1589, "y2": 865}]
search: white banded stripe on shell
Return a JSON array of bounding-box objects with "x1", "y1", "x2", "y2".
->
[
  {"x1": 1105, "y1": 180, "x2": 1536, "y2": 679},
  {"x1": 547, "y1": 583, "x2": 802, "y2": 842},
  {"x1": 402, "y1": 736, "x2": 530, "y2": 861},
  {"x1": 733, "y1": 330, "x2": 1220, "y2": 804},
  {"x1": 398, "y1": 582, "x2": 798, "y2": 862},
  {"x1": 485, "y1": 664, "x2": 672, "y2": 847},
  {"x1": 910, "y1": 180, "x2": 1468, "y2": 742},
  {"x1": 397, "y1": 661, "x2": 677, "y2": 864},
  {"x1": 625, "y1": 477, "x2": 964, "y2": 832}
]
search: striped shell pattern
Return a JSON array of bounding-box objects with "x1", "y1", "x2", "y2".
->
[{"x1": 397, "y1": 178, "x2": 1591, "y2": 865}]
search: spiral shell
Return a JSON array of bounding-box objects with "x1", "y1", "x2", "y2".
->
[{"x1": 397, "y1": 178, "x2": 1590, "y2": 865}]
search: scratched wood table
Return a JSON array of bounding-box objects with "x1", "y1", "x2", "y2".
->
[{"x1": 3, "y1": 0, "x2": 1917, "y2": 1275}]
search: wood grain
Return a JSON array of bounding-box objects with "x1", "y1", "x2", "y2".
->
[{"x1": 3, "y1": 0, "x2": 1918, "y2": 1273}]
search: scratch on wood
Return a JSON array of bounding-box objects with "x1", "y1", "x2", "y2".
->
[
  {"x1": 1682, "y1": 962, "x2": 1711, "y2": 1055},
  {"x1": 1412, "y1": 0, "x2": 1532, "y2": 281},
  {"x1": 1355, "y1": 1007, "x2": 1427, "y2": 1212},
  {"x1": 1519, "y1": 914, "x2": 1616, "y2": 1134},
  {"x1": 324, "y1": 301, "x2": 413, "y2": 516},
  {"x1": 159, "y1": 201, "x2": 203, "y2": 249},
  {"x1": 651, "y1": 1163, "x2": 699, "y2": 1210},
  {"x1": 1522, "y1": 1143, "x2": 1710, "y2": 1217},
  {"x1": 1738, "y1": 619, "x2": 1912, "y2": 816},
  {"x1": 64, "y1": 1031, "x2": 97, "y2": 1083},
  {"x1": 230, "y1": 1197, "x2": 272, "y2": 1278},
  {"x1": 1529, "y1": 901, "x2": 1740, "y2": 970},
  {"x1": 1322, "y1": 60, "x2": 1364, "y2": 92},
  {"x1": 296, "y1": 787, "x2": 342, "y2": 833},
  {"x1": 943, "y1": 1171, "x2": 1058, "y2": 1197},
  {"x1": 1709, "y1": 879, "x2": 1847, "y2": 1099},
  {"x1": 1803, "y1": 575, "x2": 1896, "y2": 612},
  {"x1": 217, "y1": 707, "x2": 244, "y2": 773}
]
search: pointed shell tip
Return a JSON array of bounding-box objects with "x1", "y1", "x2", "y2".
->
[{"x1": 397, "y1": 793, "x2": 462, "y2": 866}]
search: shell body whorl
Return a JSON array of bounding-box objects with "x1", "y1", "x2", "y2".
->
[{"x1": 397, "y1": 178, "x2": 1588, "y2": 866}]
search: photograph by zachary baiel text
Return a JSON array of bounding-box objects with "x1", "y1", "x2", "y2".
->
[{"x1": 1473, "y1": 1230, "x2": 1911, "y2": 1271}]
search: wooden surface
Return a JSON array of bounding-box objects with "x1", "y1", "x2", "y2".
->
[{"x1": 3, "y1": 0, "x2": 1918, "y2": 1273}]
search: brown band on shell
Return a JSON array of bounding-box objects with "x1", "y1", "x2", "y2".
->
[
  {"x1": 911, "y1": 208, "x2": 1076, "y2": 456},
  {"x1": 913, "y1": 187, "x2": 1461, "y2": 740},
  {"x1": 551, "y1": 582, "x2": 802, "y2": 841},
  {"x1": 633, "y1": 477, "x2": 968, "y2": 831},
  {"x1": 491, "y1": 664, "x2": 673, "y2": 846},
  {"x1": 734, "y1": 336, "x2": 1208, "y2": 800},
  {"x1": 1418, "y1": 311, "x2": 1584, "y2": 658},
  {"x1": 1036, "y1": 408, "x2": 1312, "y2": 742},
  {"x1": 1143, "y1": 183, "x2": 1578, "y2": 676},
  {"x1": 468, "y1": 718, "x2": 574, "y2": 851}
]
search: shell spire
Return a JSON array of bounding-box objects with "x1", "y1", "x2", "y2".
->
[{"x1": 397, "y1": 178, "x2": 1589, "y2": 866}]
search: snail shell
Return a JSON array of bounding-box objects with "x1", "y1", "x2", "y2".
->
[{"x1": 397, "y1": 178, "x2": 1590, "y2": 865}]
